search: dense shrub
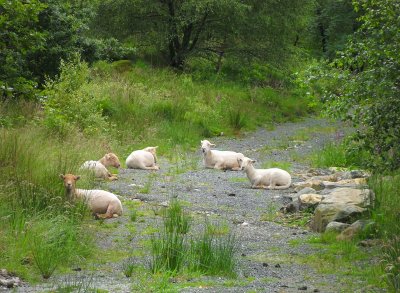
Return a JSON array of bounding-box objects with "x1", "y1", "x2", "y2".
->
[
  {"x1": 303, "y1": 0, "x2": 400, "y2": 171},
  {"x1": 42, "y1": 56, "x2": 109, "y2": 137}
]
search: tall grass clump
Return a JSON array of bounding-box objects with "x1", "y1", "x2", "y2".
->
[
  {"x1": 0, "y1": 127, "x2": 94, "y2": 280},
  {"x1": 189, "y1": 221, "x2": 236, "y2": 277},
  {"x1": 150, "y1": 199, "x2": 191, "y2": 273},
  {"x1": 150, "y1": 200, "x2": 237, "y2": 277},
  {"x1": 369, "y1": 171, "x2": 400, "y2": 291},
  {"x1": 311, "y1": 140, "x2": 367, "y2": 169}
]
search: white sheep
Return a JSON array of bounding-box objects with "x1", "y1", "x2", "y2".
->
[
  {"x1": 60, "y1": 174, "x2": 123, "y2": 219},
  {"x1": 126, "y1": 146, "x2": 159, "y2": 170},
  {"x1": 238, "y1": 157, "x2": 292, "y2": 189},
  {"x1": 201, "y1": 140, "x2": 244, "y2": 170},
  {"x1": 80, "y1": 153, "x2": 121, "y2": 180}
]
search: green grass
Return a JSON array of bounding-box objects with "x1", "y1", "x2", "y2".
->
[
  {"x1": 311, "y1": 140, "x2": 366, "y2": 169},
  {"x1": 368, "y1": 173, "x2": 400, "y2": 291},
  {"x1": 150, "y1": 200, "x2": 237, "y2": 277},
  {"x1": 302, "y1": 232, "x2": 385, "y2": 290},
  {"x1": 260, "y1": 161, "x2": 292, "y2": 171},
  {"x1": 0, "y1": 128, "x2": 95, "y2": 281}
]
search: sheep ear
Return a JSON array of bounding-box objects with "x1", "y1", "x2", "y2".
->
[
  {"x1": 237, "y1": 158, "x2": 242, "y2": 163},
  {"x1": 210, "y1": 143, "x2": 216, "y2": 147},
  {"x1": 155, "y1": 146, "x2": 158, "y2": 149},
  {"x1": 75, "y1": 175, "x2": 81, "y2": 181},
  {"x1": 105, "y1": 154, "x2": 111, "y2": 159},
  {"x1": 59, "y1": 174, "x2": 65, "y2": 180}
]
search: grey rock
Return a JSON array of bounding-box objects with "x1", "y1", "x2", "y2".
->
[
  {"x1": 297, "y1": 187, "x2": 317, "y2": 196},
  {"x1": 325, "y1": 221, "x2": 351, "y2": 233},
  {"x1": 311, "y1": 204, "x2": 366, "y2": 232},
  {"x1": 321, "y1": 188, "x2": 374, "y2": 208},
  {"x1": 337, "y1": 220, "x2": 376, "y2": 241}
]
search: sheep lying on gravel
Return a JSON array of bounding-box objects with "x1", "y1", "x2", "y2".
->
[
  {"x1": 201, "y1": 140, "x2": 244, "y2": 170},
  {"x1": 60, "y1": 174, "x2": 123, "y2": 219},
  {"x1": 126, "y1": 146, "x2": 159, "y2": 170},
  {"x1": 238, "y1": 157, "x2": 292, "y2": 189},
  {"x1": 81, "y1": 153, "x2": 120, "y2": 180}
]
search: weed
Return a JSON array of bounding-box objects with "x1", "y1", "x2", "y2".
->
[
  {"x1": 122, "y1": 258, "x2": 137, "y2": 278},
  {"x1": 139, "y1": 173, "x2": 157, "y2": 194},
  {"x1": 150, "y1": 200, "x2": 237, "y2": 277},
  {"x1": 130, "y1": 209, "x2": 138, "y2": 222},
  {"x1": 228, "y1": 109, "x2": 247, "y2": 131},
  {"x1": 189, "y1": 225, "x2": 237, "y2": 277}
]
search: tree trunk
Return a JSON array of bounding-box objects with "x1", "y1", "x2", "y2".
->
[{"x1": 215, "y1": 50, "x2": 224, "y2": 74}]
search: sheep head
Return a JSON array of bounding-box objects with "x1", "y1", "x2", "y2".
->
[
  {"x1": 200, "y1": 140, "x2": 216, "y2": 154},
  {"x1": 100, "y1": 153, "x2": 121, "y2": 168},
  {"x1": 60, "y1": 174, "x2": 80, "y2": 199},
  {"x1": 238, "y1": 157, "x2": 256, "y2": 170}
]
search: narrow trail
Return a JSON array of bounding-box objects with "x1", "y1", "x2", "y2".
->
[{"x1": 21, "y1": 117, "x2": 350, "y2": 293}]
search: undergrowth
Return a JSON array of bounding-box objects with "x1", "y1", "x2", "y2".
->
[{"x1": 151, "y1": 199, "x2": 237, "y2": 277}]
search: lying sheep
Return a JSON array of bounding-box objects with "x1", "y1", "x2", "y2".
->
[
  {"x1": 201, "y1": 140, "x2": 244, "y2": 170},
  {"x1": 238, "y1": 157, "x2": 292, "y2": 189},
  {"x1": 60, "y1": 174, "x2": 123, "y2": 219},
  {"x1": 126, "y1": 146, "x2": 159, "y2": 170},
  {"x1": 81, "y1": 153, "x2": 120, "y2": 180}
]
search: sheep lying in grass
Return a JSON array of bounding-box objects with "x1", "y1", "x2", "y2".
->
[
  {"x1": 60, "y1": 174, "x2": 123, "y2": 219},
  {"x1": 201, "y1": 140, "x2": 244, "y2": 170},
  {"x1": 81, "y1": 153, "x2": 120, "y2": 180},
  {"x1": 238, "y1": 157, "x2": 292, "y2": 189},
  {"x1": 126, "y1": 146, "x2": 159, "y2": 170}
]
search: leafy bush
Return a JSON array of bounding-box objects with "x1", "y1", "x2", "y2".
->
[
  {"x1": 42, "y1": 56, "x2": 109, "y2": 137},
  {"x1": 304, "y1": 0, "x2": 400, "y2": 171}
]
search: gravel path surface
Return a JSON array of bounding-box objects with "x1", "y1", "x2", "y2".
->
[{"x1": 18, "y1": 117, "x2": 352, "y2": 293}]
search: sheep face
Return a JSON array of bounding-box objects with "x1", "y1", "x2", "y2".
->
[
  {"x1": 200, "y1": 140, "x2": 216, "y2": 154},
  {"x1": 103, "y1": 153, "x2": 121, "y2": 168},
  {"x1": 60, "y1": 174, "x2": 80, "y2": 193},
  {"x1": 238, "y1": 157, "x2": 256, "y2": 170}
]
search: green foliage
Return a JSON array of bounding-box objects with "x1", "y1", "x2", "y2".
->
[
  {"x1": 314, "y1": 0, "x2": 359, "y2": 58},
  {"x1": 311, "y1": 139, "x2": 367, "y2": 169},
  {"x1": 93, "y1": 0, "x2": 315, "y2": 70},
  {"x1": 30, "y1": 216, "x2": 90, "y2": 279},
  {"x1": 151, "y1": 200, "x2": 237, "y2": 277},
  {"x1": 0, "y1": 126, "x2": 96, "y2": 280},
  {"x1": 42, "y1": 56, "x2": 109, "y2": 137},
  {"x1": 381, "y1": 236, "x2": 400, "y2": 292},
  {"x1": 189, "y1": 222, "x2": 236, "y2": 277},
  {"x1": 0, "y1": 0, "x2": 46, "y2": 98},
  {"x1": 305, "y1": 0, "x2": 400, "y2": 171},
  {"x1": 368, "y1": 173, "x2": 400, "y2": 239}
]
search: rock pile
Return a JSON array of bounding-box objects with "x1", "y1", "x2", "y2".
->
[{"x1": 283, "y1": 168, "x2": 375, "y2": 239}]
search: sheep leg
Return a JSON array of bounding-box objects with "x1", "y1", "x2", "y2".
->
[
  {"x1": 107, "y1": 173, "x2": 118, "y2": 181},
  {"x1": 214, "y1": 162, "x2": 225, "y2": 170},
  {"x1": 231, "y1": 166, "x2": 241, "y2": 171},
  {"x1": 142, "y1": 165, "x2": 160, "y2": 170}
]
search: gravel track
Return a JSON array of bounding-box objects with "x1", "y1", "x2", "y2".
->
[{"x1": 18, "y1": 117, "x2": 351, "y2": 293}]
